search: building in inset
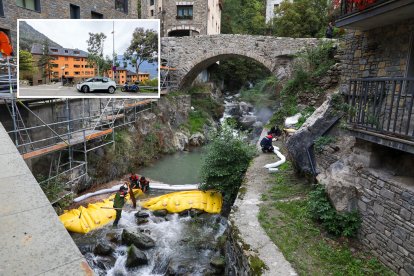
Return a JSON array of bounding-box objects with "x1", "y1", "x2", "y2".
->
[
  {"x1": 31, "y1": 44, "x2": 95, "y2": 85},
  {"x1": 0, "y1": 0, "x2": 138, "y2": 50},
  {"x1": 266, "y1": 0, "x2": 283, "y2": 23},
  {"x1": 107, "y1": 68, "x2": 149, "y2": 84},
  {"x1": 141, "y1": 0, "x2": 222, "y2": 37}
]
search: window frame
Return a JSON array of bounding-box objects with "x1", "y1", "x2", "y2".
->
[
  {"x1": 115, "y1": 0, "x2": 128, "y2": 14},
  {"x1": 0, "y1": 0, "x2": 4, "y2": 17},
  {"x1": 176, "y1": 5, "x2": 193, "y2": 20},
  {"x1": 16, "y1": 0, "x2": 41, "y2": 12},
  {"x1": 70, "y1": 4, "x2": 80, "y2": 19},
  {"x1": 91, "y1": 11, "x2": 104, "y2": 19}
]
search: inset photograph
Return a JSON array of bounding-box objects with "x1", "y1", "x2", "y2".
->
[{"x1": 17, "y1": 19, "x2": 159, "y2": 98}]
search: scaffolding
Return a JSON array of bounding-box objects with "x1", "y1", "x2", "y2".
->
[
  {"x1": 2, "y1": 97, "x2": 155, "y2": 204},
  {"x1": 160, "y1": 47, "x2": 178, "y2": 94}
]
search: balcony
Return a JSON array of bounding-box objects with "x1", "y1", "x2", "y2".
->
[
  {"x1": 336, "y1": 0, "x2": 414, "y2": 30},
  {"x1": 346, "y1": 78, "x2": 414, "y2": 153}
]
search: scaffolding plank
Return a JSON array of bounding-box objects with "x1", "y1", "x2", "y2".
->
[
  {"x1": 124, "y1": 99, "x2": 154, "y2": 109},
  {"x1": 22, "y1": 129, "x2": 113, "y2": 160}
]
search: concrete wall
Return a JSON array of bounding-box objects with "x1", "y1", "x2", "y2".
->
[{"x1": 0, "y1": 0, "x2": 139, "y2": 48}]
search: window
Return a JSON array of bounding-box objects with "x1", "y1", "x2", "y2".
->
[
  {"x1": 74, "y1": 71, "x2": 80, "y2": 75},
  {"x1": 73, "y1": 50, "x2": 80, "y2": 55},
  {"x1": 51, "y1": 64, "x2": 58, "y2": 68},
  {"x1": 65, "y1": 64, "x2": 69, "y2": 67},
  {"x1": 65, "y1": 72, "x2": 69, "y2": 75},
  {"x1": 74, "y1": 57, "x2": 81, "y2": 61},
  {"x1": 0, "y1": 0, "x2": 4, "y2": 17},
  {"x1": 177, "y1": 5, "x2": 193, "y2": 19},
  {"x1": 115, "y1": 0, "x2": 128, "y2": 13},
  {"x1": 16, "y1": 0, "x2": 41, "y2": 12},
  {"x1": 64, "y1": 49, "x2": 68, "y2": 53},
  {"x1": 70, "y1": 4, "x2": 80, "y2": 19},
  {"x1": 91, "y1": 11, "x2": 103, "y2": 19},
  {"x1": 50, "y1": 48, "x2": 58, "y2": 52},
  {"x1": 74, "y1": 65, "x2": 81, "y2": 68},
  {"x1": 150, "y1": 9, "x2": 154, "y2": 16},
  {"x1": 273, "y1": 4, "x2": 279, "y2": 12},
  {"x1": 150, "y1": 0, "x2": 154, "y2": 5}
]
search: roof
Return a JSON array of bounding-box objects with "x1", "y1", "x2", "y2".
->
[{"x1": 31, "y1": 44, "x2": 89, "y2": 57}]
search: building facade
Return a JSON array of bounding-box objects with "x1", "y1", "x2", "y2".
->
[
  {"x1": 107, "y1": 68, "x2": 149, "y2": 84},
  {"x1": 31, "y1": 44, "x2": 95, "y2": 84},
  {"x1": 265, "y1": 0, "x2": 283, "y2": 23},
  {"x1": 334, "y1": 1, "x2": 414, "y2": 274},
  {"x1": 0, "y1": 0, "x2": 139, "y2": 50},
  {"x1": 141, "y1": 0, "x2": 222, "y2": 37}
]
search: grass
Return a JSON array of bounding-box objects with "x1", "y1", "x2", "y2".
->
[
  {"x1": 187, "y1": 110, "x2": 209, "y2": 134},
  {"x1": 258, "y1": 163, "x2": 395, "y2": 276}
]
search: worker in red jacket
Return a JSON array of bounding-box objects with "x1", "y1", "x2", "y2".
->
[{"x1": 128, "y1": 172, "x2": 139, "y2": 208}]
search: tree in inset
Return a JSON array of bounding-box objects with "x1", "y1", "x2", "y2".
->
[
  {"x1": 87, "y1": 32, "x2": 107, "y2": 76},
  {"x1": 37, "y1": 39, "x2": 54, "y2": 83}
]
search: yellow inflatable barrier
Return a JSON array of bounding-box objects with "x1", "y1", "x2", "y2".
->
[
  {"x1": 59, "y1": 189, "x2": 143, "y2": 234},
  {"x1": 59, "y1": 190, "x2": 222, "y2": 234},
  {"x1": 140, "y1": 190, "x2": 222, "y2": 214}
]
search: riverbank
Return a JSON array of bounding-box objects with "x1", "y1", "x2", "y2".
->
[{"x1": 228, "y1": 131, "x2": 297, "y2": 275}]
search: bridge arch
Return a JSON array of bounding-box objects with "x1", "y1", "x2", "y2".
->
[{"x1": 161, "y1": 35, "x2": 321, "y2": 89}]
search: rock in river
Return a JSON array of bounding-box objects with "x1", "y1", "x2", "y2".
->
[
  {"x1": 122, "y1": 228, "x2": 156, "y2": 249},
  {"x1": 94, "y1": 241, "x2": 114, "y2": 256},
  {"x1": 126, "y1": 245, "x2": 148, "y2": 268}
]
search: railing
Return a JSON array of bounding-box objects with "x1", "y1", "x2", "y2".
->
[
  {"x1": 0, "y1": 57, "x2": 17, "y2": 97},
  {"x1": 347, "y1": 78, "x2": 414, "y2": 142},
  {"x1": 339, "y1": 0, "x2": 387, "y2": 17}
]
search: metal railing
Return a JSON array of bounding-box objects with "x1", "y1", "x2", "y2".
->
[
  {"x1": 347, "y1": 77, "x2": 414, "y2": 142},
  {"x1": 339, "y1": 0, "x2": 388, "y2": 17},
  {"x1": 0, "y1": 57, "x2": 17, "y2": 97}
]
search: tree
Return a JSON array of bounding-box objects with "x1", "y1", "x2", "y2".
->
[
  {"x1": 270, "y1": 0, "x2": 329, "y2": 38},
  {"x1": 37, "y1": 39, "x2": 54, "y2": 83},
  {"x1": 221, "y1": 0, "x2": 267, "y2": 35},
  {"x1": 87, "y1": 32, "x2": 107, "y2": 75},
  {"x1": 199, "y1": 126, "x2": 256, "y2": 210},
  {"x1": 19, "y1": 50, "x2": 36, "y2": 80},
  {"x1": 124, "y1": 28, "x2": 158, "y2": 77}
]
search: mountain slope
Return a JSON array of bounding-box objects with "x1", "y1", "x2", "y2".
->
[{"x1": 19, "y1": 21, "x2": 62, "y2": 51}]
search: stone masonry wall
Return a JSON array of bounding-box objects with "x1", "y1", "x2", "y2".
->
[
  {"x1": 338, "y1": 18, "x2": 414, "y2": 94},
  {"x1": 0, "y1": 0, "x2": 138, "y2": 48},
  {"x1": 316, "y1": 136, "x2": 414, "y2": 275}
]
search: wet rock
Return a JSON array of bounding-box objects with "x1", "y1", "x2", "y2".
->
[
  {"x1": 151, "y1": 216, "x2": 165, "y2": 223},
  {"x1": 239, "y1": 115, "x2": 257, "y2": 128},
  {"x1": 122, "y1": 228, "x2": 156, "y2": 249},
  {"x1": 166, "y1": 258, "x2": 197, "y2": 275},
  {"x1": 189, "y1": 132, "x2": 206, "y2": 146},
  {"x1": 94, "y1": 255, "x2": 116, "y2": 270},
  {"x1": 153, "y1": 210, "x2": 168, "y2": 217},
  {"x1": 126, "y1": 245, "x2": 148, "y2": 268},
  {"x1": 189, "y1": 208, "x2": 204, "y2": 217},
  {"x1": 136, "y1": 217, "x2": 149, "y2": 225},
  {"x1": 94, "y1": 241, "x2": 114, "y2": 256},
  {"x1": 210, "y1": 255, "x2": 225, "y2": 271},
  {"x1": 134, "y1": 211, "x2": 150, "y2": 218},
  {"x1": 173, "y1": 131, "x2": 189, "y2": 151},
  {"x1": 239, "y1": 102, "x2": 253, "y2": 114},
  {"x1": 78, "y1": 244, "x2": 94, "y2": 254},
  {"x1": 225, "y1": 103, "x2": 241, "y2": 117}
]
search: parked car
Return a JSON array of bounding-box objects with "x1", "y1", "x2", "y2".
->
[{"x1": 77, "y1": 77, "x2": 117, "y2": 94}]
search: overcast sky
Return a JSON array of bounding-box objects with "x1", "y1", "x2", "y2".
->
[{"x1": 23, "y1": 20, "x2": 159, "y2": 57}]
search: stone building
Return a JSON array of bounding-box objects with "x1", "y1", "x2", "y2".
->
[
  {"x1": 265, "y1": 0, "x2": 283, "y2": 23},
  {"x1": 323, "y1": 1, "x2": 414, "y2": 274},
  {"x1": 0, "y1": 0, "x2": 139, "y2": 49},
  {"x1": 141, "y1": 0, "x2": 222, "y2": 37}
]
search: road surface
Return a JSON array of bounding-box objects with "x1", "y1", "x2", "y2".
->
[{"x1": 19, "y1": 83, "x2": 159, "y2": 98}]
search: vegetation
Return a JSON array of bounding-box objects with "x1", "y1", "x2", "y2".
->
[
  {"x1": 314, "y1": 135, "x2": 336, "y2": 153},
  {"x1": 209, "y1": 58, "x2": 271, "y2": 90},
  {"x1": 87, "y1": 32, "x2": 108, "y2": 76},
  {"x1": 187, "y1": 110, "x2": 209, "y2": 134},
  {"x1": 239, "y1": 76, "x2": 279, "y2": 108},
  {"x1": 124, "y1": 28, "x2": 158, "y2": 75},
  {"x1": 259, "y1": 162, "x2": 394, "y2": 275},
  {"x1": 142, "y1": 78, "x2": 158, "y2": 87},
  {"x1": 19, "y1": 50, "x2": 36, "y2": 80},
  {"x1": 199, "y1": 126, "x2": 256, "y2": 206},
  {"x1": 308, "y1": 185, "x2": 361, "y2": 237},
  {"x1": 221, "y1": 0, "x2": 266, "y2": 35},
  {"x1": 270, "y1": 0, "x2": 329, "y2": 38},
  {"x1": 268, "y1": 41, "x2": 335, "y2": 127},
  {"x1": 36, "y1": 174, "x2": 73, "y2": 214}
]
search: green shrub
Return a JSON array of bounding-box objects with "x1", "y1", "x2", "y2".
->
[
  {"x1": 199, "y1": 126, "x2": 256, "y2": 205},
  {"x1": 188, "y1": 110, "x2": 209, "y2": 134},
  {"x1": 314, "y1": 135, "x2": 336, "y2": 153},
  {"x1": 308, "y1": 185, "x2": 361, "y2": 237}
]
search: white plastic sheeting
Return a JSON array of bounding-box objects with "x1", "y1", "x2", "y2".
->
[
  {"x1": 73, "y1": 183, "x2": 199, "y2": 202},
  {"x1": 284, "y1": 113, "x2": 301, "y2": 127}
]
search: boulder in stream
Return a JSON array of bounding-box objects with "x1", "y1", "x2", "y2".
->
[
  {"x1": 126, "y1": 245, "x2": 148, "y2": 268},
  {"x1": 122, "y1": 228, "x2": 156, "y2": 249},
  {"x1": 239, "y1": 115, "x2": 257, "y2": 128},
  {"x1": 210, "y1": 255, "x2": 225, "y2": 272},
  {"x1": 135, "y1": 211, "x2": 150, "y2": 219},
  {"x1": 153, "y1": 209, "x2": 168, "y2": 217},
  {"x1": 94, "y1": 241, "x2": 114, "y2": 256},
  {"x1": 189, "y1": 132, "x2": 206, "y2": 146}
]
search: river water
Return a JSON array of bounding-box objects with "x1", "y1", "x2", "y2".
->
[{"x1": 138, "y1": 147, "x2": 205, "y2": 185}]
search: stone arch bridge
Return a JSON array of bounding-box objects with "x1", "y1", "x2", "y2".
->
[{"x1": 161, "y1": 34, "x2": 322, "y2": 89}]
